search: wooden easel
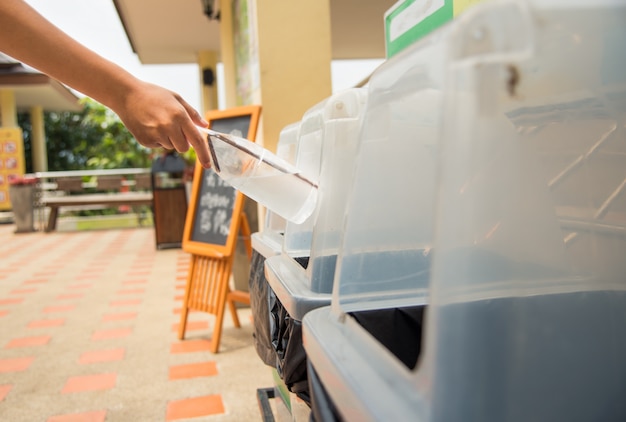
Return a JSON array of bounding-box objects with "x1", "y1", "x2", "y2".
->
[
  {"x1": 178, "y1": 104, "x2": 261, "y2": 353},
  {"x1": 178, "y1": 213, "x2": 251, "y2": 353}
]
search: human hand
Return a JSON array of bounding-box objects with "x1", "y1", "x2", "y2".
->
[{"x1": 114, "y1": 80, "x2": 212, "y2": 168}]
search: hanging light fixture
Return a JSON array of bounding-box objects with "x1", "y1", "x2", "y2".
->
[{"x1": 201, "y1": 0, "x2": 220, "y2": 21}]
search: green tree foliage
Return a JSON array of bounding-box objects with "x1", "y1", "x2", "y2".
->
[{"x1": 18, "y1": 98, "x2": 151, "y2": 172}]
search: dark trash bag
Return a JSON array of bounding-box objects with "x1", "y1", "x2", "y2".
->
[
  {"x1": 249, "y1": 250, "x2": 276, "y2": 366},
  {"x1": 249, "y1": 249, "x2": 312, "y2": 405},
  {"x1": 272, "y1": 296, "x2": 310, "y2": 405}
]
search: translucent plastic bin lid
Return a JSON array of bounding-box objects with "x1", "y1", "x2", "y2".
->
[
  {"x1": 305, "y1": 1, "x2": 626, "y2": 422},
  {"x1": 282, "y1": 99, "x2": 328, "y2": 256},
  {"x1": 429, "y1": 0, "x2": 626, "y2": 300},
  {"x1": 306, "y1": 88, "x2": 368, "y2": 293},
  {"x1": 199, "y1": 127, "x2": 318, "y2": 224},
  {"x1": 333, "y1": 0, "x2": 626, "y2": 312},
  {"x1": 333, "y1": 60, "x2": 444, "y2": 312},
  {"x1": 265, "y1": 121, "x2": 301, "y2": 233},
  {"x1": 264, "y1": 89, "x2": 368, "y2": 319}
]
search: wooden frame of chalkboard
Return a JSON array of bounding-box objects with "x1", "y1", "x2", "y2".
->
[{"x1": 182, "y1": 105, "x2": 262, "y2": 258}]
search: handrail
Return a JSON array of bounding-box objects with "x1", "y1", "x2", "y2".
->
[{"x1": 31, "y1": 168, "x2": 151, "y2": 179}]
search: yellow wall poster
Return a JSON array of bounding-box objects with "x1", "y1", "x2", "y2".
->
[{"x1": 0, "y1": 128, "x2": 26, "y2": 210}]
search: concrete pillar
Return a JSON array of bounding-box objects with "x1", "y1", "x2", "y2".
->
[
  {"x1": 219, "y1": 0, "x2": 238, "y2": 109},
  {"x1": 30, "y1": 106, "x2": 48, "y2": 172},
  {"x1": 198, "y1": 50, "x2": 219, "y2": 114},
  {"x1": 0, "y1": 89, "x2": 18, "y2": 127},
  {"x1": 218, "y1": 0, "x2": 333, "y2": 291},
  {"x1": 254, "y1": 0, "x2": 333, "y2": 152}
]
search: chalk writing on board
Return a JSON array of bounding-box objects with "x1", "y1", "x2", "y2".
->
[{"x1": 191, "y1": 170, "x2": 237, "y2": 245}]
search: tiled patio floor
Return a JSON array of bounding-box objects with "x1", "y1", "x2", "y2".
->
[{"x1": 0, "y1": 224, "x2": 273, "y2": 421}]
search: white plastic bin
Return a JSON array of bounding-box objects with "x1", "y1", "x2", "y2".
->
[
  {"x1": 248, "y1": 121, "x2": 309, "y2": 420},
  {"x1": 266, "y1": 88, "x2": 368, "y2": 318},
  {"x1": 265, "y1": 122, "x2": 301, "y2": 237},
  {"x1": 281, "y1": 99, "x2": 329, "y2": 259},
  {"x1": 261, "y1": 88, "x2": 368, "y2": 411},
  {"x1": 303, "y1": 1, "x2": 626, "y2": 421}
]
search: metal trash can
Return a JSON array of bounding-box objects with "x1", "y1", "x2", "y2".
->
[
  {"x1": 152, "y1": 172, "x2": 188, "y2": 249},
  {"x1": 8, "y1": 178, "x2": 36, "y2": 233}
]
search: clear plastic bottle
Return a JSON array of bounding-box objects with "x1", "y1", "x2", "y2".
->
[{"x1": 197, "y1": 126, "x2": 318, "y2": 224}]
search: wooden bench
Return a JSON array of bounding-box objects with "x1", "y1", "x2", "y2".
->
[{"x1": 35, "y1": 170, "x2": 154, "y2": 232}]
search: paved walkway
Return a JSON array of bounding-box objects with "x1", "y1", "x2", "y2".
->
[{"x1": 0, "y1": 224, "x2": 273, "y2": 421}]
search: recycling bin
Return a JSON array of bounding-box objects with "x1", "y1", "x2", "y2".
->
[
  {"x1": 251, "y1": 96, "x2": 330, "y2": 420},
  {"x1": 249, "y1": 121, "x2": 300, "y2": 367},
  {"x1": 302, "y1": 1, "x2": 626, "y2": 421},
  {"x1": 250, "y1": 89, "x2": 368, "y2": 419},
  {"x1": 248, "y1": 121, "x2": 313, "y2": 420}
]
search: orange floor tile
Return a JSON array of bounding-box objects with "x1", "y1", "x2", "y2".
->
[
  {"x1": 121, "y1": 279, "x2": 148, "y2": 285},
  {"x1": 165, "y1": 395, "x2": 225, "y2": 420},
  {"x1": 127, "y1": 271, "x2": 151, "y2": 277},
  {"x1": 28, "y1": 318, "x2": 65, "y2": 328},
  {"x1": 171, "y1": 320, "x2": 210, "y2": 332},
  {"x1": 62, "y1": 373, "x2": 117, "y2": 394},
  {"x1": 168, "y1": 361, "x2": 218, "y2": 380},
  {"x1": 0, "y1": 298, "x2": 23, "y2": 306},
  {"x1": 5, "y1": 335, "x2": 51, "y2": 349},
  {"x1": 115, "y1": 288, "x2": 145, "y2": 295},
  {"x1": 56, "y1": 293, "x2": 84, "y2": 300},
  {"x1": 0, "y1": 226, "x2": 272, "y2": 421},
  {"x1": 66, "y1": 283, "x2": 92, "y2": 289},
  {"x1": 90, "y1": 327, "x2": 133, "y2": 341},
  {"x1": 33, "y1": 271, "x2": 57, "y2": 277},
  {"x1": 43, "y1": 305, "x2": 75, "y2": 313},
  {"x1": 78, "y1": 348, "x2": 125, "y2": 365},
  {"x1": 101, "y1": 312, "x2": 137, "y2": 322},
  {"x1": 0, "y1": 384, "x2": 12, "y2": 401},
  {"x1": 21, "y1": 278, "x2": 48, "y2": 285},
  {"x1": 0, "y1": 356, "x2": 35, "y2": 373},
  {"x1": 10, "y1": 287, "x2": 37, "y2": 295},
  {"x1": 109, "y1": 299, "x2": 141, "y2": 306},
  {"x1": 170, "y1": 339, "x2": 212, "y2": 354}
]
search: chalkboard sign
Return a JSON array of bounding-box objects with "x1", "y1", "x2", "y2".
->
[
  {"x1": 182, "y1": 105, "x2": 261, "y2": 257},
  {"x1": 190, "y1": 169, "x2": 238, "y2": 246}
]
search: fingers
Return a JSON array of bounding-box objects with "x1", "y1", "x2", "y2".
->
[
  {"x1": 184, "y1": 124, "x2": 212, "y2": 169},
  {"x1": 162, "y1": 116, "x2": 211, "y2": 169},
  {"x1": 118, "y1": 83, "x2": 212, "y2": 168},
  {"x1": 175, "y1": 98, "x2": 212, "y2": 169},
  {"x1": 179, "y1": 97, "x2": 209, "y2": 128},
  {"x1": 169, "y1": 126, "x2": 190, "y2": 153}
]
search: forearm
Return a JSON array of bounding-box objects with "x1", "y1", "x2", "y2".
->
[
  {"x1": 0, "y1": 0, "x2": 213, "y2": 168},
  {"x1": 0, "y1": 0, "x2": 137, "y2": 110}
]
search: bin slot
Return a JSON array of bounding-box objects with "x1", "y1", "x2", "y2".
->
[{"x1": 349, "y1": 305, "x2": 425, "y2": 370}]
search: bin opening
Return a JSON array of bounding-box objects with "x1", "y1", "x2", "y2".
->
[
  {"x1": 294, "y1": 256, "x2": 310, "y2": 270},
  {"x1": 349, "y1": 305, "x2": 426, "y2": 370}
]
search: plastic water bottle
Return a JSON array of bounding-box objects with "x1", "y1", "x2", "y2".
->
[{"x1": 197, "y1": 126, "x2": 318, "y2": 224}]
